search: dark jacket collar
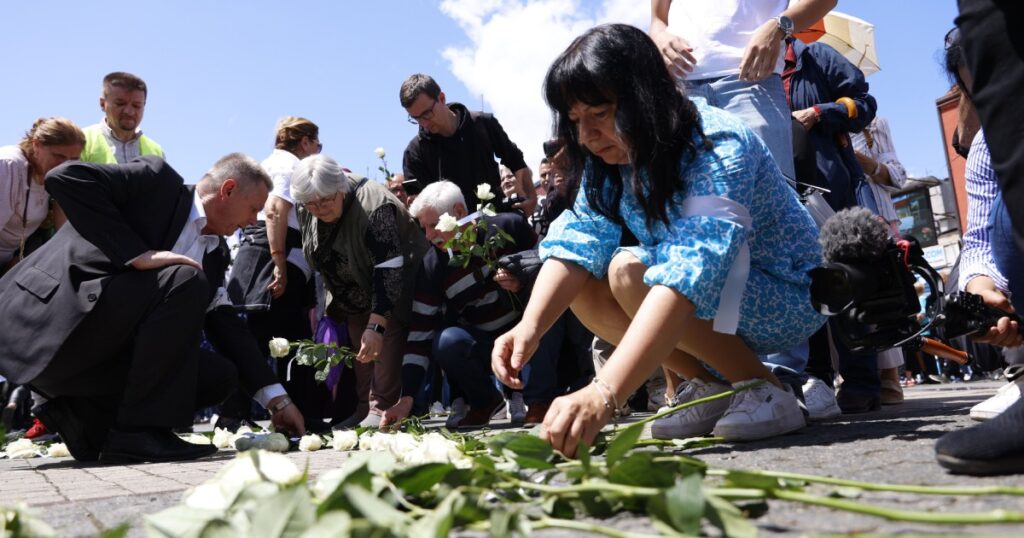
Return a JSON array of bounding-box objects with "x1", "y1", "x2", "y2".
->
[
  {"x1": 418, "y1": 102, "x2": 471, "y2": 142},
  {"x1": 164, "y1": 184, "x2": 195, "y2": 250}
]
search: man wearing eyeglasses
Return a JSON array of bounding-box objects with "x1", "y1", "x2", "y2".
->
[{"x1": 400, "y1": 73, "x2": 537, "y2": 216}]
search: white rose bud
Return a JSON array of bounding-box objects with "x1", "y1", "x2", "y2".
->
[
  {"x1": 358, "y1": 431, "x2": 375, "y2": 451},
  {"x1": 184, "y1": 482, "x2": 232, "y2": 510},
  {"x1": 480, "y1": 204, "x2": 497, "y2": 217},
  {"x1": 435, "y1": 213, "x2": 459, "y2": 233},
  {"x1": 47, "y1": 443, "x2": 71, "y2": 458},
  {"x1": 388, "y1": 432, "x2": 419, "y2": 462},
  {"x1": 268, "y1": 337, "x2": 291, "y2": 358},
  {"x1": 475, "y1": 183, "x2": 495, "y2": 202},
  {"x1": 212, "y1": 428, "x2": 234, "y2": 449},
  {"x1": 374, "y1": 147, "x2": 386, "y2": 159},
  {"x1": 298, "y1": 434, "x2": 323, "y2": 452},
  {"x1": 331, "y1": 430, "x2": 359, "y2": 451},
  {"x1": 5, "y1": 439, "x2": 38, "y2": 459}
]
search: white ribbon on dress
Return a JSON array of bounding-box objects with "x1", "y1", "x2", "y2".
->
[{"x1": 679, "y1": 195, "x2": 753, "y2": 335}]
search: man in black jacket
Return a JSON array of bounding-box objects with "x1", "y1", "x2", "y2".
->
[
  {"x1": 0, "y1": 154, "x2": 305, "y2": 463},
  {"x1": 400, "y1": 73, "x2": 537, "y2": 215}
]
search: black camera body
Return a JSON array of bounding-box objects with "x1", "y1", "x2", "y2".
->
[{"x1": 809, "y1": 209, "x2": 1017, "y2": 354}]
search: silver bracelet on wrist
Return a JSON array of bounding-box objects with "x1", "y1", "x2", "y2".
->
[{"x1": 592, "y1": 377, "x2": 621, "y2": 418}]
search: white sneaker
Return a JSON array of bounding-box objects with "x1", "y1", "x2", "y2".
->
[
  {"x1": 970, "y1": 377, "x2": 1024, "y2": 421},
  {"x1": 507, "y1": 392, "x2": 527, "y2": 425},
  {"x1": 802, "y1": 376, "x2": 841, "y2": 421},
  {"x1": 445, "y1": 398, "x2": 467, "y2": 429},
  {"x1": 712, "y1": 380, "x2": 806, "y2": 441},
  {"x1": 651, "y1": 378, "x2": 733, "y2": 439}
]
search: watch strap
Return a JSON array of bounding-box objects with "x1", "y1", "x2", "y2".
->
[{"x1": 269, "y1": 396, "x2": 293, "y2": 414}]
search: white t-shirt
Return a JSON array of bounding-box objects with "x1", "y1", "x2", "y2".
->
[
  {"x1": 667, "y1": 0, "x2": 789, "y2": 81},
  {"x1": 259, "y1": 148, "x2": 311, "y2": 279},
  {"x1": 0, "y1": 146, "x2": 49, "y2": 265}
]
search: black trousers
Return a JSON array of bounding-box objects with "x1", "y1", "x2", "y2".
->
[
  {"x1": 31, "y1": 265, "x2": 238, "y2": 429},
  {"x1": 221, "y1": 262, "x2": 322, "y2": 423},
  {"x1": 957, "y1": 0, "x2": 1024, "y2": 254}
]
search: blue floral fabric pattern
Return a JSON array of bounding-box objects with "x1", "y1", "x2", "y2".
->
[{"x1": 540, "y1": 104, "x2": 826, "y2": 353}]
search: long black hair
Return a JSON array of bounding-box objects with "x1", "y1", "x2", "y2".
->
[
  {"x1": 543, "y1": 23, "x2": 709, "y2": 227},
  {"x1": 943, "y1": 28, "x2": 971, "y2": 97}
]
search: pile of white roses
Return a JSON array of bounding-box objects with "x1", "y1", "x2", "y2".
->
[{"x1": 0, "y1": 439, "x2": 70, "y2": 460}]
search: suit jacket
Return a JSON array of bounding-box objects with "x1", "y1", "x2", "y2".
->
[{"x1": 0, "y1": 156, "x2": 277, "y2": 396}]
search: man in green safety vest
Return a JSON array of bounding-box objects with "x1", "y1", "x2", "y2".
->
[{"x1": 80, "y1": 72, "x2": 164, "y2": 165}]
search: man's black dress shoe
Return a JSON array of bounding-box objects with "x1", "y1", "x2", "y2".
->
[
  {"x1": 33, "y1": 398, "x2": 111, "y2": 462},
  {"x1": 99, "y1": 428, "x2": 218, "y2": 464}
]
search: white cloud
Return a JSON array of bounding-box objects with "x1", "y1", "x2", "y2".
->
[{"x1": 439, "y1": 0, "x2": 648, "y2": 171}]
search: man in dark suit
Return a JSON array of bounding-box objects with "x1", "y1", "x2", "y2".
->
[{"x1": 0, "y1": 154, "x2": 305, "y2": 463}]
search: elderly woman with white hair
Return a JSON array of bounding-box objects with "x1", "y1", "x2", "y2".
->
[
  {"x1": 378, "y1": 180, "x2": 554, "y2": 430},
  {"x1": 291, "y1": 155, "x2": 429, "y2": 429}
]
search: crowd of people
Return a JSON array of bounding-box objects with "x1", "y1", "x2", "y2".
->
[{"x1": 1, "y1": 0, "x2": 1022, "y2": 476}]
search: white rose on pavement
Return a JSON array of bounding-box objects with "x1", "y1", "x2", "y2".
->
[
  {"x1": 358, "y1": 431, "x2": 375, "y2": 451},
  {"x1": 268, "y1": 338, "x2": 291, "y2": 358},
  {"x1": 298, "y1": 434, "x2": 323, "y2": 452},
  {"x1": 388, "y1": 432, "x2": 419, "y2": 462},
  {"x1": 5, "y1": 439, "x2": 39, "y2": 459},
  {"x1": 475, "y1": 183, "x2": 495, "y2": 202},
  {"x1": 331, "y1": 430, "x2": 359, "y2": 451},
  {"x1": 435, "y1": 213, "x2": 459, "y2": 233},
  {"x1": 221, "y1": 450, "x2": 301, "y2": 488},
  {"x1": 374, "y1": 147, "x2": 386, "y2": 159},
  {"x1": 212, "y1": 428, "x2": 233, "y2": 449},
  {"x1": 405, "y1": 432, "x2": 472, "y2": 468},
  {"x1": 46, "y1": 443, "x2": 71, "y2": 458},
  {"x1": 184, "y1": 482, "x2": 232, "y2": 510}
]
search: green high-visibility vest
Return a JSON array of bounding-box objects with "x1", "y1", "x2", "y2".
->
[{"x1": 81, "y1": 123, "x2": 164, "y2": 164}]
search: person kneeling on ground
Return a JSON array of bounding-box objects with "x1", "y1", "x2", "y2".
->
[
  {"x1": 491, "y1": 24, "x2": 827, "y2": 457},
  {"x1": 0, "y1": 155, "x2": 305, "y2": 463},
  {"x1": 380, "y1": 180, "x2": 563, "y2": 429}
]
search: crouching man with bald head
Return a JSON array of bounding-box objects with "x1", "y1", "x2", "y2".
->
[{"x1": 0, "y1": 154, "x2": 305, "y2": 464}]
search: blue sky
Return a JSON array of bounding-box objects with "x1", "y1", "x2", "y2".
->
[{"x1": 0, "y1": 1, "x2": 959, "y2": 184}]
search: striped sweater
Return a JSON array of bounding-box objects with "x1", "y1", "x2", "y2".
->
[{"x1": 401, "y1": 212, "x2": 536, "y2": 394}]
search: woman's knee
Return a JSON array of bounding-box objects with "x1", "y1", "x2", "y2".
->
[
  {"x1": 571, "y1": 277, "x2": 627, "y2": 343},
  {"x1": 607, "y1": 252, "x2": 648, "y2": 312}
]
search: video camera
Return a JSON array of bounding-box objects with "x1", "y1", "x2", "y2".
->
[{"x1": 808, "y1": 208, "x2": 1018, "y2": 363}]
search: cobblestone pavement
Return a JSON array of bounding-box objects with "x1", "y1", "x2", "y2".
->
[{"x1": 3, "y1": 380, "x2": 1024, "y2": 536}]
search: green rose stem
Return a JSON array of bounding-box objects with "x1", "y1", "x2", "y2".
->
[
  {"x1": 532, "y1": 516, "x2": 670, "y2": 538},
  {"x1": 500, "y1": 479, "x2": 660, "y2": 498},
  {"x1": 465, "y1": 516, "x2": 666, "y2": 538},
  {"x1": 704, "y1": 468, "x2": 1024, "y2": 496},
  {"x1": 707, "y1": 487, "x2": 1024, "y2": 524}
]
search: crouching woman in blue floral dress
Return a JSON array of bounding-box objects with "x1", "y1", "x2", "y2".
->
[{"x1": 491, "y1": 24, "x2": 826, "y2": 456}]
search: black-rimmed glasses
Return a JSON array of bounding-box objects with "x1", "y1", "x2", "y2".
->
[{"x1": 407, "y1": 99, "x2": 438, "y2": 124}]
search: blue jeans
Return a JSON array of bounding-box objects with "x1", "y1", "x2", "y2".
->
[
  {"x1": 433, "y1": 326, "x2": 502, "y2": 408},
  {"x1": 434, "y1": 325, "x2": 561, "y2": 408},
  {"x1": 761, "y1": 340, "x2": 809, "y2": 397},
  {"x1": 990, "y1": 192, "x2": 1024, "y2": 313},
  {"x1": 685, "y1": 74, "x2": 795, "y2": 181}
]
